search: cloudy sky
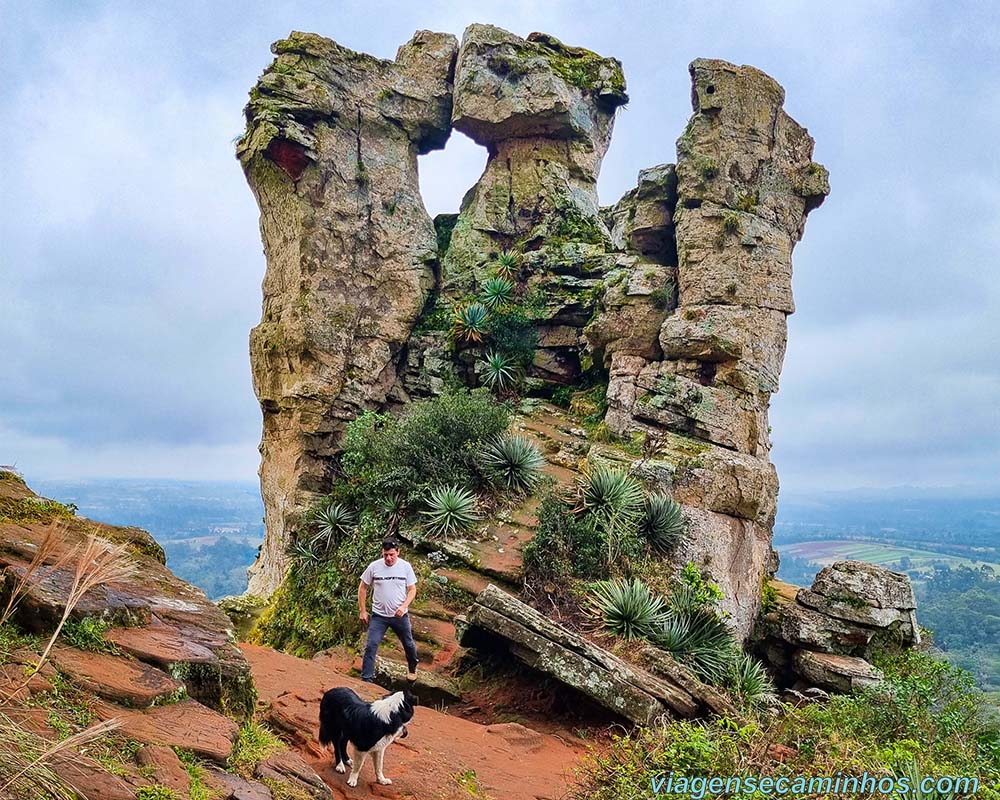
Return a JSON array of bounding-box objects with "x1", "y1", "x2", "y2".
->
[{"x1": 2, "y1": 1, "x2": 998, "y2": 493}]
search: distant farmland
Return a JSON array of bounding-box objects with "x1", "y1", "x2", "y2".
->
[{"x1": 780, "y1": 540, "x2": 997, "y2": 573}]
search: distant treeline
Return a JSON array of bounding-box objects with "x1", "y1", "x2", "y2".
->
[{"x1": 917, "y1": 565, "x2": 1000, "y2": 694}]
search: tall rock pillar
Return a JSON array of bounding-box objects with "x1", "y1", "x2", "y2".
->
[
  {"x1": 237, "y1": 31, "x2": 458, "y2": 595},
  {"x1": 601, "y1": 60, "x2": 829, "y2": 638}
]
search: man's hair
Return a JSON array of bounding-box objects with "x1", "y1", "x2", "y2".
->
[{"x1": 382, "y1": 538, "x2": 400, "y2": 552}]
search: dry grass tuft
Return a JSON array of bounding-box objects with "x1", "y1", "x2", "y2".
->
[
  {"x1": 0, "y1": 713, "x2": 121, "y2": 798},
  {"x1": 0, "y1": 529, "x2": 132, "y2": 797}
]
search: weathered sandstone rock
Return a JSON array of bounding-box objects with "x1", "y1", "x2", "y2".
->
[
  {"x1": 753, "y1": 563, "x2": 920, "y2": 692},
  {"x1": 459, "y1": 584, "x2": 731, "y2": 724},
  {"x1": 793, "y1": 649, "x2": 884, "y2": 694},
  {"x1": 0, "y1": 477, "x2": 254, "y2": 717},
  {"x1": 238, "y1": 31, "x2": 458, "y2": 595},
  {"x1": 593, "y1": 59, "x2": 827, "y2": 641},
  {"x1": 237, "y1": 28, "x2": 830, "y2": 649},
  {"x1": 440, "y1": 24, "x2": 627, "y2": 386}
]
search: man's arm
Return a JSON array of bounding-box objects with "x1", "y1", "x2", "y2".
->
[
  {"x1": 358, "y1": 580, "x2": 369, "y2": 623},
  {"x1": 395, "y1": 582, "x2": 417, "y2": 617}
]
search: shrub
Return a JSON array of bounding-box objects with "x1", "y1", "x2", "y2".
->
[
  {"x1": 480, "y1": 277, "x2": 514, "y2": 310},
  {"x1": 639, "y1": 494, "x2": 686, "y2": 554},
  {"x1": 574, "y1": 649, "x2": 1000, "y2": 800},
  {"x1": 252, "y1": 515, "x2": 383, "y2": 656},
  {"x1": 588, "y1": 578, "x2": 667, "y2": 640},
  {"x1": 479, "y1": 351, "x2": 518, "y2": 392},
  {"x1": 479, "y1": 435, "x2": 544, "y2": 492},
  {"x1": 484, "y1": 307, "x2": 538, "y2": 368},
  {"x1": 523, "y1": 495, "x2": 605, "y2": 585},
  {"x1": 340, "y1": 388, "x2": 510, "y2": 501},
  {"x1": 452, "y1": 302, "x2": 490, "y2": 344},
  {"x1": 422, "y1": 485, "x2": 478, "y2": 538}
]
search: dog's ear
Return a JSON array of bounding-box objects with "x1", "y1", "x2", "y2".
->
[{"x1": 403, "y1": 688, "x2": 419, "y2": 706}]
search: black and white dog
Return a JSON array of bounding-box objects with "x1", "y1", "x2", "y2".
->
[{"x1": 318, "y1": 687, "x2": 416, "y2": 787}]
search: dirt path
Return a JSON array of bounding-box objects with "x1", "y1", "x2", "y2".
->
[{"x1": 242, "y1": 643, "x2": 589, "y2": 800}]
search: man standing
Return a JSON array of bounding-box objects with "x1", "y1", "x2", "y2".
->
[{"x1": 359, "y1": 538, "x2": 419, "y2": 682}]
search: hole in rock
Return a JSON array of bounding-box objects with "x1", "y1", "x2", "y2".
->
[{"x1": 417, "y1": 131, "x2": 488, "y2": 222}]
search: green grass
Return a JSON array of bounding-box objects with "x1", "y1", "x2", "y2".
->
[
  {"x1": 228, "y1": 721, "x2": 283, "y2": 777},
  {"x1": 173, "y1": 748, "x2": 213, "y2": 800},
  {"x1": 136, "y1": 785, "x2": 179, "y2": 800},
  {"x1": 59, "y1": 617, "x2": 119, "y2": 654},
  {"x1": 0, "y1": 495, "x2": 76, "y2": 523}
]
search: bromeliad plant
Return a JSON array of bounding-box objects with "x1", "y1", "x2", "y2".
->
[
  {"x1": 452, "y1": 303, "x2": 489, "y2": 344},
  {"x1": 639, "y1": 493, "x2": 686, "y2": 554},
  {"x1": 479, "y1": 435, "x2": 545, "y2": 492},
  {"x1": 479, "y1": 350, "x2": 518, "y2": 392},
  {"x1": 578, "y1": 465, "x2": 645, "y2": 568},
  {"x1": 588, "y1": 578, "x2": 667, "y2": 640},
  {"x1": 307, "y1": 501, "x2": 357, "y2": 553},
  {"x1": 480, "y1": 277, "x2": 514, "y2": 310},
  {"x1": 422, "y1": 485, "x2": 479, "y2": 538},
  {"x1": 493, "y1": 249, "x2": 521, "y2": 281}
]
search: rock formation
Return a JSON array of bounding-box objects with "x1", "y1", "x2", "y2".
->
[
  {"x1": 754, "y1": 561, "x2": 920, "y2": 693},
  {"x1": 239, "y1": 27, "x2": 828, "y2": 637},
  {"x1": 238, "y1": 30, "x2": 458, "y2": 594},
  {"x1": 458, "y1": 584, "x2": 736, "y2": 724},
  {"x1": 590, "y1": 60, "x2": 829, "y2": 636}
]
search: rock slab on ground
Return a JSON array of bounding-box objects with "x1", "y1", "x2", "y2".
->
[{"x1": 459, "y1": 583, "x2": 729, "y2": 724}]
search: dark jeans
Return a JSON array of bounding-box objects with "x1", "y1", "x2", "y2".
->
[{"x1": 361, "y1": 612, "x2": 419, "y2": 681}]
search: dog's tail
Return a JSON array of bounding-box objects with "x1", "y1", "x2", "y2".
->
[{"x1": 318, "y1": 698, "x2": 332, "y2": 748}]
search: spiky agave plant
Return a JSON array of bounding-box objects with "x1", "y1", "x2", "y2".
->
[
  {"x1": 480, "y1": 276, "x2": 514, "y2": 310},
  {"x1": 727, "y1": 652, "x2": 778, "y2": 709},
  {"x1": 647, "y1": 604, "x2": 737, "y2": 684},
  {"x1": 580, "y1": 466, "x2": 645, "y2": 520},
  {"x1": 452, "y1": 302, "x2": 490, "y2": 344},
  {"x1": 479, "y1": 350, "x2": 518, "y2": 392},
  {"x1": 308, "y1": 501, "x2": 357, "y2": 552},
  {"x1": 589, "y1": 578, "x2": 667, "y2": 640},
  {"x1": 639, "y1": 493, "x2": 686, "y2": 554},
  {"x1": 422, "y1": 485, "x2": 479, "y2": 538},
  {"x1": 494, "y1": 249, "x2": 521, "y2": 281},
  {"x1": 479, "y1": 435, "x2": 545, "y2": 492},
  {"x1": 579, "y1": 465, "x2": 646, "y2": 569}
]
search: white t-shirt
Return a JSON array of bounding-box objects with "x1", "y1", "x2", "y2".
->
[{"x1": 361, "y1": 557, "x2": 417, "y2": 617}]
